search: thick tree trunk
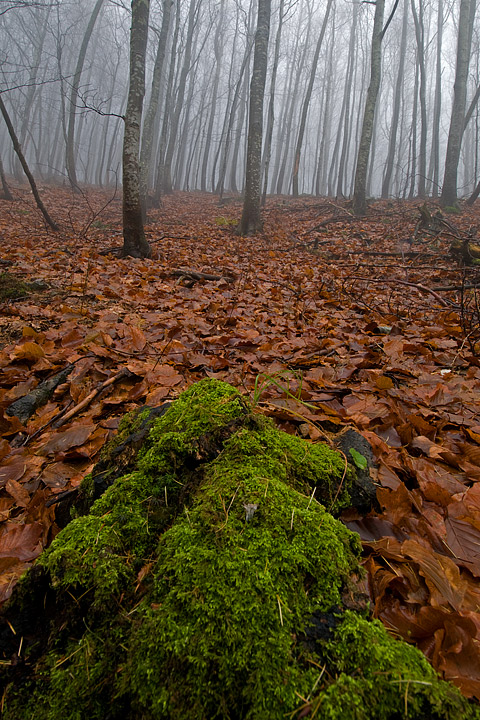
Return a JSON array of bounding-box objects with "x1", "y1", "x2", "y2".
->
[
  {"x1": 239, "y1": 0, "x2": 271, "y2": 235},
  {"x1": 440, "y1": 0, "x2": 476, "y2": 208},
  {"x1": 122, "y1": 0, "x2": 152, "y2": 259},
  {"x1": 352, "y1": 0, "x2": 385, "y2": 216}
]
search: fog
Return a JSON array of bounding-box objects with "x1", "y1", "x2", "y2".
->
[{"x1": 0, "y1": 0, "x2": 477, "y2": 202}]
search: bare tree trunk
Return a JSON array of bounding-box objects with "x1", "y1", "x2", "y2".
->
[
  {"x1": 65, "y1": 0, "x2": 105, "y2": 192},
  {"x1": 382, "y1": 0, "x2": 408, "y2": 198},
  {"x1": 336, "y1": 1, "x2": 358, "y2": 198},
  {"x1": 352, "y1": 0, "x2": 385, "y2": 216},
  {"x1": 153, "y1": 0, "x2": 181, "y2": 206},
  {"x1": 410, "y1": 0, "x2": 427, "y2": 197},
  {"x1": 292, "y1": 0, "x2": 333, "y2": 196},
  {"x1": 0, "y1": 157, "x2": 13, "y2": 200},
  {"x1": 440, "y1": 0, "x2": 476, "y2": 207},
  {"x1": 427, "y1": 0, "x2": 443, "y2": 197},
  {"x1": 239, "y1": 0, "x2": 271, "y2": 235},
  {"x1": 0, "y1": 95, "x2": 58, "y2": 229},
  {"x1": 200, "y1": 0, "x2": 224, "y2": 192},
  {"x1": 139, "y1": 0, "x2": 172, "y2": 217},
  {"x1": 122, "y1": 0, "x2": 151, "y2": 259}
]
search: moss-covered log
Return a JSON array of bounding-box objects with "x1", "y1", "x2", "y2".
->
[{"x1": 0, "y1": 379, "x2": 478, "y2": 719}]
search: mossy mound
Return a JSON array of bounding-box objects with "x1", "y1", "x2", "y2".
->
[{"x1": 0, "y1": 379, "x2": 477, "y2": 719}]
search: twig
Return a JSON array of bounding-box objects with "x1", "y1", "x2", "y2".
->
[
  {"x1": 347, "y1": 276, "x2": 456, "y2": 307},
  {"x1": 53, "y1": 368, "x2": 132, "y2": 428}
]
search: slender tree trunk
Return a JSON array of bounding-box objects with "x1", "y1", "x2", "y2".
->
[
  {"x1": 440, "y1": 0, "x2": 476, "y2": 207},
  {"x1": 229, "y1": 68, "x2": 249, "y2": 192},
  {"x1": 160, "y1": 0, "x2": 198, "y2": 196},
  {"x1": 0, "y1": 157, "x2": 13, "y2": 200},
  {"x1": 122, "y1": 0, "x2": 151, "y2": 259},
  {"x1": 139, "y1": 0, "x2": 172, "y2": 217},
  {"x1": 239, "y1": 0, "x2": 271, "y2": 235},
  {"x1": 382, "y1": 0, "x2": 408, "y2": 198},
  {"x1": 292, "y1": 0, "x2": 333, "y2": 196},
  {"x1": 153, "y1": 0, "x2": 181, "y2": 206},
  {"x1": 410, "y1": 0, "x2": 427, "y2": 197},
  {"x1": 427, "y1": 0, "x2": 443, "y2": 197},
  {"x1": 352, "y1": 0, "x2": 385, "y2": 216},
  {"x1": 200, "y1": 0, "x2": 224, "y2": 192},
  {"x1": 336, "y1": 1, "x2": 358, "y2": 197},
  {"x1": 408, "y1": 57, "x2": 419, "y2": 199},
  {"x1": 261, "y1": 0, "x2": 284, "y2": 204},
  {"x1": 0, "y1": 95, "x2": 58, "y2": 229},
  {"x1": 65, "y1": 0, "x2": 105, "y2": 191}
]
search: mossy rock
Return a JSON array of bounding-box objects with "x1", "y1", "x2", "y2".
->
[{"x1": 0, "y1": 379, "x2": 477, "y2": 719}]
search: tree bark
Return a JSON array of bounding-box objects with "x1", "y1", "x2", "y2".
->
[
  {"x1": 122, "y1": 0, "x2": 152, "y2": 259},
  {"x1": 0, "y1": 157, "x2": 13, "y2": 200},
  {"x1": 440, "y1": 0, "x2": 476, "y2": 208},
  {"x1": 239, "y1": 0, "x2": 271, "y2": 235},
  {"x1": 65, "y1": 0, "x2": 105, "y2": 192},
  {"x1": 0, "y1": 95, "x2": 57, "y2": 229},
  {"x1": 139, "y1": 0, "x2": 172, "y2": 218},
  {"x1": 381, "y1": 0, "x2": 408, "y2": 198},
  {"x1": 352, "y1": 0, "x2": 385, "y2": 216},
  {"x1": 292, "y1": 0, "x2": 333, "y2": 197}
]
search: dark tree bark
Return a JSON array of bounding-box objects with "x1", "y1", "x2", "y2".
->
[
  {"x1": 352, "y1": 0, "x2": 385, "y2": 216},
  {"x1": 239, "y1": 0, "x2": 271, "y2": 235},
  {"x1": 0, "y1": 95, "x2": 57, "y2": 229},
  {"x1": 122, "y1": 0, "x2": 152, "y2": 259},
  {"x1": 440, "y1": 0, "x2": 477, "y2": 208}
]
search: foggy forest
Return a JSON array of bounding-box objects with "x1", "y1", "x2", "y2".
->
[
  {"x1": 4, "y1": 1, "x2": 480, "y2": 718},
  {"x1": 0, "y1": 0, "x2": 479, "y2": 209}
]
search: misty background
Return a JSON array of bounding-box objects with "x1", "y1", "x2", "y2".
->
[{"x1": 0, "y1": 0, "x2": 477, "y2": 202}]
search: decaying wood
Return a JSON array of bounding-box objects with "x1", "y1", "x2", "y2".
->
[
  {"x1": 6, "y1": 365, "x2": 74, "y2": 424},
  {"x1": 171, "y1": 268, "x2": 235, "y2": 284}
]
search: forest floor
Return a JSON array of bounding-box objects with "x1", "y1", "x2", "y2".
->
[{"x1": 1, "y1": 186, "x2": 480, "y2": 699}]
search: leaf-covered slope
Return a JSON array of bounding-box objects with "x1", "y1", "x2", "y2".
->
[{"x1": 1, "y1": 189, "x2": 480, "y2": 697}]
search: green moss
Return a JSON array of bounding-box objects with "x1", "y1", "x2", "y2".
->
[
  {"x1": 312, "y1": 612, "x2": 479, "y2": 719},
  {"x1": 1, "y1": 379, "x2": 478, "y2": 720},
  {"x1": 0, "y1": 272, "x2": 30, "y2": 300}
]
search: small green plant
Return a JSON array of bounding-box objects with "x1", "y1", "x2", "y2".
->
[
  {"x1": 349, "y1": 448, "x2": 368, "y2": 471},
  {"x1": 251, "y1": 370, "x2": 309, "y2": 408}
]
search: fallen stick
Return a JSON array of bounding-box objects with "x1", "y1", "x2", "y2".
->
[
  {"x1": 53, "y1": 367, "x2": 133, "y2": 428},
  {"x1": 346, "y1": 276, "x2": 456, "y2": 307}
]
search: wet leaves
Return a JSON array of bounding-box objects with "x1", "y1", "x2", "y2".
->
[{"x1": 1, "y1": 189, "x2": 480, "y2": 695}]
